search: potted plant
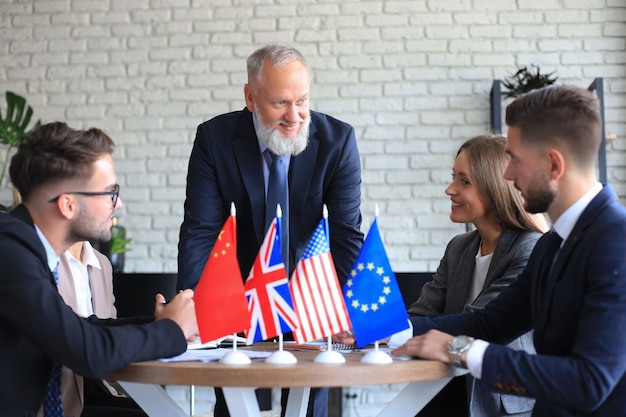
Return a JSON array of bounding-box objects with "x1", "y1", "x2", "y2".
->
[
  {"x1": 0, "y1": 91, "x2": 41, "y2": 211},
  {"x1": 501, "y1": 65, "x2": 558, "y2": 98},
  {"x1": 98, "y1": 217, "x2": 132, "y2": 274}
]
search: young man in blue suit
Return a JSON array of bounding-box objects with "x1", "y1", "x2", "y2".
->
[
  {"x1": 178, "y1": 44, "x2": 364, "y2": 417},
  {"x1": 0, "y1": 122, "x2": 197, "y2": 416},
  {"x1": 392, "y1": 85, "x2": 626, "y2": 417}
]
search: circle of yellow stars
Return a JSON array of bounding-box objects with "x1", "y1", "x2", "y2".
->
[{"x1": 344, "y1": 262, "x2": 392, "y2": 313}]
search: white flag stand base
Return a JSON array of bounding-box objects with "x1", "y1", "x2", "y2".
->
[
  {"x1": 314, "y1": 350, "x2": 346, "y2": 364},
  {"x1": 266, "y1": 334, "x2": 297, "y2": 364},
  {"x1": 266, "y1": 350, "x2": 298, "y2": 364},
  {"x1": 361, "y1": 349, "x2": 393, "y2": 364},
  {"x1": 220, "y1": 351, "x2": 251, "y2": 365}
]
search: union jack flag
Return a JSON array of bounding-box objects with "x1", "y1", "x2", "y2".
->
[
  {"x1": 244, "y1": 216, "x2": 299, "y2": 344},
  {"x1": 289, "y1": 216, "x2": 352, "y2": 344}
]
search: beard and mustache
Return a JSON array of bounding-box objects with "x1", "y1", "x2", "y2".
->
[
  {"x1": 517, "y1": 171, "x2": 557, "y2": 214},
  {"x1": 254, "y1": 104, "x2": 310, "y2": 156}
]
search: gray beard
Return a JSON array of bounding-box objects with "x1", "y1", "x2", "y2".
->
[{"x1": 254, "y1": 108, "x2": 310, "y2": 156}]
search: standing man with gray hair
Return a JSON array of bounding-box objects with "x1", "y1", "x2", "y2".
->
[{"x1": 178, "y1": 43, "x2": 364, "y2": 417}]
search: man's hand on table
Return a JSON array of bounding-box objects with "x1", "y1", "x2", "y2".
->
[
  {"x1": 155, "y1": 289, "x2": 198, "y2": 342},
  {"x1": 332, "y1": 330, "x2": 355, "y2": 345},
  {"x1": 390, "y1": 329, "x2": 454, "y2": 363}
]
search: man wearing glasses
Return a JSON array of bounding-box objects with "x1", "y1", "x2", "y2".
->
[
  {"x1": 0, "y1": 121, "x2": 197, "y2": 415},
  {"x1": 48, "y1": 184, "x2": 120, "y2": 205}
]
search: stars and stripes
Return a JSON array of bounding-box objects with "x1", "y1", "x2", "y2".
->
[{"x1": 289, "y1": 216, "x2": 352, "y2": 344}]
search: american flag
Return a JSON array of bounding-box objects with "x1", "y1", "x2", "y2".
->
[
  {"x1": 244, "y1": 217, "x2": 298, "y2": 344},
  {"x1": 289, "y1": 217, "x2": 352, "y2": 344}
]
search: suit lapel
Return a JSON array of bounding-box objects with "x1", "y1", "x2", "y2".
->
[
  {"x1": 88, "y1": 265, "x2": 107, "y2": 317},
  {"x1": 484, "y1": 230, "x2": 516, "y2": 289},
  {"x1": 449, "y1": 232, "x2": 479, "y2": 312},
  {"x1": 57, "y1": 255, "x2": 79, "y2": 312},
  {"x1": 233, "y1": 111, "x2": 266, "y2": 244},
  {"x1": 534, "y1": 185, "x2": 614, "y2": 346},
  {"x1": 542, "y1": 186, "x2": 613, "y2": 303},
  {"x1": 290, "y1": 122, "x2": 319, "y2": 261}
]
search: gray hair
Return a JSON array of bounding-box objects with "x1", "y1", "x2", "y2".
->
[{"x1": 247, "y1": 44, "x2": 309, "y2": 83}]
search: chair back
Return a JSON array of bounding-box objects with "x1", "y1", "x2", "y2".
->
[
  {"x1": 113, "y1": 273, "x2": 178, "y2": 318},
  {"x1": 394, "y1": 272, "x2": 433, "y2": 308}
]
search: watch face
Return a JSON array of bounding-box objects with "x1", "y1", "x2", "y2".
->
[{"x1": 450, "y1": 335, "x2": 471, "y2": 350}]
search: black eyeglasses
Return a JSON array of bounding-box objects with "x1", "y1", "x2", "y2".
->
[{"x1": 48, "y1": 184, "x2": 120, "y2": 207}]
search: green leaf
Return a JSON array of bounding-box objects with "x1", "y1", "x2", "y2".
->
[
  {"x1": 109, "y1": 226, "x2": 133, "y2": 254},
  {"x1": 0, "y1": 91, "x2": 41, "y2": 189},
  {"x1": 0, "y1": 91, "x2": 41, "y2": 147}
]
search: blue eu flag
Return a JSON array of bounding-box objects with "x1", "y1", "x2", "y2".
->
[{"x1": 343, "y1": 218, "x2": 409, "y2": 348}]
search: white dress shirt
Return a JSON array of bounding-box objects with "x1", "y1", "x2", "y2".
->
[{"x1": 63, "y1": 241, "x2": 102, "y2": 317}]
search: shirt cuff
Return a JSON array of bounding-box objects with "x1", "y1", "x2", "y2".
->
[
  {"x1": 387, "y1": 319, "x2": 413, "y2": 348},
  {"x1": 466, "y1": 339, "x2": 488, "y2": 379}
]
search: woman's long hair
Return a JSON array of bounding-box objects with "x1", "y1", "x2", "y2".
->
[{"x1": 457, "y1": 134, "x2": 548, "y2": 234}]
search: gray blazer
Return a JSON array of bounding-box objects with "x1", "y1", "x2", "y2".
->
[{"x1": 408, "y1": 229, "x2": 540, "y2": 417}]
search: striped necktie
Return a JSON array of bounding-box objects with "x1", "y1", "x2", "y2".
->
[{"x1": 44, "y1": 264, "x2": 64, "y2": 417}]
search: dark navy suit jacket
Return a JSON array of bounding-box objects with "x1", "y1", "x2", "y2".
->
[
  {"x1": 410, "y1": 185, "x2": 626, "y2": 417},
  {"x1": 0, "y1": 205, "x2": 187, "y2": 415},
  {"x1": 178, "y1": 108, "x2": 363, "y2": 290}
]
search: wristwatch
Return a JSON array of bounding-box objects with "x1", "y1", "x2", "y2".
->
[{"x1": 448, "y1": 335, "x2": 474, "y2": 368}]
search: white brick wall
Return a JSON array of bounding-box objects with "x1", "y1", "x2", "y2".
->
[
  {"x1": 0, "y1": 0, "x2": 626, "y2": 410},
  {"x1": 1, "y1": 2, "x2": 625, "y2": 410}
]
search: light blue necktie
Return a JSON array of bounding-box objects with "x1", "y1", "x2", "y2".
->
[
  {"x1": 265, "y1": 150, "x2": 290, "y2": 271},
  {"x1": 44, "y1": 265, "x2": 64, "y2": 417}
]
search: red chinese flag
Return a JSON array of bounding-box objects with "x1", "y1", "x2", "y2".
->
[{"x1": 194, "y1": 215, "x2": 250, "y2": 343}]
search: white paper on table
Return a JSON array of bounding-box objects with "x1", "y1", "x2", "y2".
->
[
  {"x1": 187, "y1": 334, "x2": 248, "y2": 350},
  {"x1": 160, "y1": 348, "x2": 272, "y2": 363}
]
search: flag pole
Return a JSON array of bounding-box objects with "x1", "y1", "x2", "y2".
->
[
  {"x1": 219, "y1": 203, "x2": 252, "y2": 365},
  {"x1": 219, "y1": 336, "x2": 252, "y2": 365},
  {"x1": 360, "y1": 203, "x2": 393, "y2": 364},
  {"x1": 265, "y1": 332, "x2": 297, "y2": 364},
  {"x1": 265, "y1": 203, "x2": 298, "y2": 364},
  {"x1": 313, "y1": 204, "x2": 347, "y2": 364}
]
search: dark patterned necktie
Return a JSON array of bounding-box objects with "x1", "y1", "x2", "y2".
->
[
  {"x1": 539, "y1": 230, "x2": 563, "y2": 303},
  {"x1": 44, "y1": 265, "x2": 64, "y2": 417},
  {"x1": 544, "y1": 230, "x2": 563, "y2": 274},
  {"x1": 265, "y1": 150, "x2": 290, "y2": 271}
]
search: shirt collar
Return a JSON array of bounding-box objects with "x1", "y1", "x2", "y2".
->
[
  {"x1": 552, "y1": 182, "x2": 603, "y2": 241},
  {"x1": 64, "y1": 241, "x2": 102, "y2": 270},
  {"x1": 34, "y1": 224, "x2": 59, "y2": 272}
]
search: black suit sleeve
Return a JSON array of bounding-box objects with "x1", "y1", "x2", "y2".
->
[
  {"x1": 178, "y1": 122, "x2": 233, "y2": 290},
  {"x1": 319, "y1": 121, "x2": 363, "y2": 284},
  {"x1": 0, "y1": 218, "x2": 187, "y2": 409}
]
